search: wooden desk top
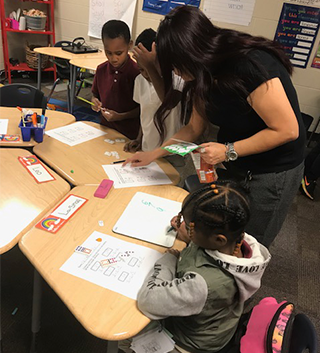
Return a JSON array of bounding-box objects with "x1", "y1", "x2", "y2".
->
[
  {"x1": 0, "y1": 107, "x2": 75, "y2": 147},
  {"x1": 70, "y1": 56, "x2": 106, "y2": 71},
  {"x1": 33, "y1": 121, "x2": 180, "y2": 186},
  {"x1": 0, "y1": 148, "x2": 70, "y2": 254},
  {"x1": 19, "y1": 185, "x2": 188, "y2": 340},
  {"x1": 34, "y1": 47, "x2": 105, "y2": 61}
]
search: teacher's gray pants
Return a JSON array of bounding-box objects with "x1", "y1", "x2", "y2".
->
[{"x1": 246, "y1": 162, "x2": 304, "y2": 248}]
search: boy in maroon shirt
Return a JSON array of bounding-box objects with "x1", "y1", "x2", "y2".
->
[{"x1": 91, "y1": 20, "x2": 140, "y2": 139}]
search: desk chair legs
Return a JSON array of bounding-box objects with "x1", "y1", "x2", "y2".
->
[
  {"x1": 30, "y1": 269, "x2": 42, "y2": 353},
  {"x1": 69, "y1": 64, "x2": 77, "y2": 114},
  {"x1": 107, "y1": 340, "x2": 118, "y2": 353},
  {"x1": 37, "y1": 54, "x2": 42, "y2": 91}
]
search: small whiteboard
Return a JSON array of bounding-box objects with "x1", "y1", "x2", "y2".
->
[{"x1": 113, "y1": 192, "x2": 182, "y2": 247}]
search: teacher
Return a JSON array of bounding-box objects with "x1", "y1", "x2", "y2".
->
[{"x1": 125, "y1": 6, "x2": 305, "y2": 247}]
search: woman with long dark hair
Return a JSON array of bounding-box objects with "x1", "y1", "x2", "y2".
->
[{"x1": 125, "y1": 6, "x2": 305, "y2": 247}]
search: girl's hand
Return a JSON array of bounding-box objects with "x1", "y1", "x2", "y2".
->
[
  {"x1": 171, "y1": 216, "x2": 190, "y2": 244},
  {"x1": 124, "y1": 139, "x2": 142, "y2": 153},
  {"x1": 199, "y1": 142, "x2": 227, "y2": 165},
  {"x1": 166, "y1": 248, "x2": 180, "y2": 258},
  {"x1": 123, "y1": 150, "x2": 157, "y2": 167},
  {"x1": 133, "y1": 42, "x2": 157, "y2": 71},
  {"x1": 101, "y1": 109, "x2": 121, "y2": 122},
  {"x1": 91, "y1": 97, "x2": 102, "y2": 112}
]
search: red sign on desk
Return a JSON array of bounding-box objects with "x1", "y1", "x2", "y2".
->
[
  {"x1": 36, "y1": 194, "x2": 88, "y2": 233},
  {"x1": 18, "y1": 155, "x2": 55, "y2": 183}
]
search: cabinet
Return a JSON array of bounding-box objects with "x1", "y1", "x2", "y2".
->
[{"x1": 0, "y1": 0, "x2": 56, "y2": 83}]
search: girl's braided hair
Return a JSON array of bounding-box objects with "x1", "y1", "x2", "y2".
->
[{"x1": 178, "y1": 180, "x2": 250, "y2": 243}]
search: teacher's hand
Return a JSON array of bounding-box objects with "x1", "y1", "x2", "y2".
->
[
  {"x1": 123, "y1": 150, "x2": 157, "y2": 167},
  {"x1": 133, "y1": 42, "x2": 157, "y2": 71},
  {"x1": 199, "y1": 142, "x2": 227, "y2": 165}
]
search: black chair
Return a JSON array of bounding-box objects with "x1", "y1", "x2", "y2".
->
[
  {"x1": 0, "y1": 83, "x2": 46, "y2": 108},
  {"x1": 289, "y1": 313, "x2": 318, "y2": 353},
  {"x1": 46, "y1": 40, "x2": 85, "y2": 110}
]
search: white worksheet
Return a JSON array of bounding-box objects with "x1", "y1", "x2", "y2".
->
[
  {"x1": 203, "y1": 0, "x2": 256, "y2": 26},
  {"x1": 113, "y1": 192, "x2": 181, "y2": 247},
  {"x1": 60, "y1": 231, "x2": 163, "y2": 299},
  {"x1": 102, "y1": 162, "x2": 172, "y2": 188},
  {"x1": 0, "y1": 119, "x2": 8, "y2": 134},
  {"x1": 45, "y1": 122, "x2": 106, "y2": 146}
]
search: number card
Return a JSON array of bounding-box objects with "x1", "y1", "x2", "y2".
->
[
  {"x1": 36, "y1": 194, "x2": 88, "y2": 233},
  {"x1": 18, "y1": 155, "x2": 55, "y2": 183}
]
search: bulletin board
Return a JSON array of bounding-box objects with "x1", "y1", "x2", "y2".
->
[
  {"x1": 142, "y1": 0, "x2": 200, "y2": 16},
  {"x1": 274, "y1": 3, "x2": 320, "y2": 68}
]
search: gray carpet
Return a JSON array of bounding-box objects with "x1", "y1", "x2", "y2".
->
[{"x1": 1, "y1": 76, "x2": 319, "y2": 352}]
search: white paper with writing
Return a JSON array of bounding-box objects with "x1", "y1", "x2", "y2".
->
[
  {"x1": 0, "y1": 119, "x2": 8, "y2": 134},
  {"x1": 27, "y1": 164, "x2": 55, "y2": 183},
  {"x1": 45, "y1": 122, "x2": 106, "y2": 146},
  {"x1": 51, "y1": 195, "x2": 87, "y2": 220},
  {"x1": 88, "y1": 0, "x2": 137, "y2": 39},
  {"x1": 113, "y1": 192, "x2": 181, "y2": 247},
  {"x1": 60, "y1": 231, "x2": 163, "y2": 299},
  {"x1": 131, "y1": 327, "x2": 175, "y2": 353},
  {"x1": 102, "y1": 162, "x2": 172, "y2": 188},
  {"x1": 203, "y1": 0, "x2": 256, "y2": 26}
]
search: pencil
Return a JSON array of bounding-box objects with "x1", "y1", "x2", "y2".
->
[
  {"x1": 76, "y1": 96, "x2": 95, "y2": 106},
  {"x1": 112, "y1": 160, "x2": 126, "y2": 164}
]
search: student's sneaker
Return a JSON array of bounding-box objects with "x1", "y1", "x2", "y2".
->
[{"x1": 301, "y1": 176, "x2": 316, "y2": 200}]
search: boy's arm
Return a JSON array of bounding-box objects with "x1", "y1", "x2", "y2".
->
[
  {"x1": 137, "y1": 253, "x2": 208, "y2": 320},
  {"x1": 101, "y1": 106, "x2": 140, "y2": 122}
]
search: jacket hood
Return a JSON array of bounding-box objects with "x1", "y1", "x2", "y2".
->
[{"x1": 205, "y1": 233, "x2": 271, "y2": 303}]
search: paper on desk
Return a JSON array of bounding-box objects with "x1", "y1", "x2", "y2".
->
[
  {"x1": 131, "y1": 327, "x2": 175, "y2": 353},
  {"x1": 0, "y1": 119, "x2": 8, "y2": 134},
  {"x1": 113, "y1": 192, "x2": 181, "y2": 247},
  {"x1": 45, "y1": 122, "x2": 106, "y2": 146},
  {"x1": 102, "y1": 162, "x2": 172, "y2": 188},
  {"x1": 60, "y1": 231, "x2": 163, "y2": 299}
]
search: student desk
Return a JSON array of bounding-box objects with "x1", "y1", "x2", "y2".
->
[
  {"x1": 33, "y1": 121, "x2": 180, "y2": 186},
  {"x1": 34, "y1": 47, "x2": 106, "y2": 113},
  {"x1": 0, "y1": 148, "x2": 70, "y2": 349},
  {"x1": 19, "y1": 184, "x2": 188, "y2": 351},
  {"x1": 0, "y1": 107, "x2": 75, "y2": 147}
]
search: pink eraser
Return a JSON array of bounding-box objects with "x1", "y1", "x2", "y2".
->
[{"x1": 94, "y1": 179, "x2": 114, "y2": 198}]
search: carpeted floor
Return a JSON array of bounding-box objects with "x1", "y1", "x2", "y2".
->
[{"x1": 2, "y1": 76, "x2": 319, "y2": 352}]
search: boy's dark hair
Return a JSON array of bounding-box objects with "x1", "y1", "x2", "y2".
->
[
  {"x1": 135, "y1": 28, "x2": 156, "y2": 51},
  {"x1": 180, "y1": 180, "x2": 250, "y2": 243},
  {"x1": 101, "y1": 20, "x2": 131, "y2": 43}
]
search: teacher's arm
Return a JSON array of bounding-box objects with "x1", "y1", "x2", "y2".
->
[
  {"x1": 123, "y1": 105, "x2": 206, "y2": 166},
  {"x1": 200, "y1": 77, "x2": 299, "y2": 165}
]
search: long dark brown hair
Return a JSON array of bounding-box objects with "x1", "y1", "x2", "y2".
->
[{"x1": 154, "y1": 5, "x2": 292, "y2": 142}]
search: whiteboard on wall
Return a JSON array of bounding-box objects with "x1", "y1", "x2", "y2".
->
[{"x1": 88, "y1": 0, "x2": 137, "y2": 39}]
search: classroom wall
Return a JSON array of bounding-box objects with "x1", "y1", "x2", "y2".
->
[{"x1": 1, "y1": 0, "x2": 320, "y2": 132}]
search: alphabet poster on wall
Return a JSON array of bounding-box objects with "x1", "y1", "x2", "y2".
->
[
  {"x1": 88, "y1": 0, "x2": 137, "y2": 39},
  {"x1": 142, "y1": 0, "x2": 200, "y2": 16},
  {"x1": 274, "y1": 3, "x2": 320, "y2": 68}
]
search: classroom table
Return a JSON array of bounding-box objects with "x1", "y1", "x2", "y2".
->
[
  {"x1": 33, "y1": 121, "x2": 180, "y2": 186},
  {"x1": 19, "y1": 184, "x2": 188, "y2": 351},
  {"x1": 0, "y1": 107, "x2": 75, "y2": 147},
  {"x1": 34, "y1": 47, "x2": 106, "y2": 113},
  {"x1": 0, "y1": 148, "x2": 70, "y2": 350}
]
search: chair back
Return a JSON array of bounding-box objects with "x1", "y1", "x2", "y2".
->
[
  {"x1": 289, "y1": 313, "x2": 318, "y2": 353},
  {"x1": 54, "y1": 41, "x2": 73, "y2": 79},
  {"x1": 0, "y1": 83, "x2": 46, "y2": 108}
]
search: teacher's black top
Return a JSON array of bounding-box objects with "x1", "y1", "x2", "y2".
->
[{"x1": 207, "y1": 50, "x2": 305, "y2": 174}]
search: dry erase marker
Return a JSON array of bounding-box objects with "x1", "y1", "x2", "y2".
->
[
  {"x1": 167, "y1": 226, "x2": 176, "y2": 233},
  {"x1": 112, "y1": 159, "x2": 126, "y2": 164},
  {"x1": 31, "y1": 113, "x2": 37, "y2": 127}
]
